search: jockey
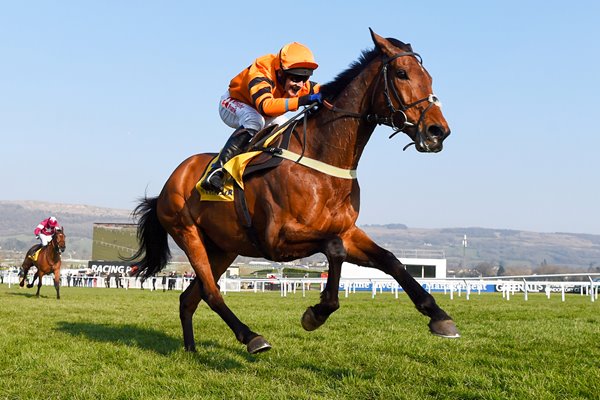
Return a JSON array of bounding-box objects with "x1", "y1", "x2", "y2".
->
[
  {"x1": 34, "y1": 216, "x2": 61, "y2": 246},
  {"x1": 200, "y1": 42, "x2": 322, "y2": 193}
]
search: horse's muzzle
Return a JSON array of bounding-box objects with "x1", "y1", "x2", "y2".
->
[{"x1": 416, "y1": 125, "x2": 450, "y2": 153}]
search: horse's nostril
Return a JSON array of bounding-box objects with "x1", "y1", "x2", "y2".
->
[{"x1": 428, "y1": 125, "x2": 449, "y2": 139}]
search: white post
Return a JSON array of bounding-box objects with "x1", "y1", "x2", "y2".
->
[
  {"x1": 450, "y1": 284, "x2": 454, "y2": 300},
  {"x1": 523, "y1": 278, "x2": 528, "y2": 301},
  {"x1": 561, "y1": 283, "x2": 565, "y2": 302}
]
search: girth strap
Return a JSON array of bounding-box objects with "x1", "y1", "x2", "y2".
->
[{"x1": 267, "y1": 148, "x2": 357, "y2": 179}]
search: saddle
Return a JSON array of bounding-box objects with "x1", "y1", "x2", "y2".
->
[{"x1": 195, "y1": 123, "x2": 295, "y2": 201}]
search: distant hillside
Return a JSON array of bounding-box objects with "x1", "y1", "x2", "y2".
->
[
  {"x1": 1, "y1": 201, "x2": 599, "y2": 271},
  {"x1": 360, "y1": 224, "x2": 600, "y2": 272},
  {"x1": 0, "y1": 200, "x2": 131, "y2": 260}
]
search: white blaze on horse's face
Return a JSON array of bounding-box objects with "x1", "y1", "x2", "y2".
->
[{"x1": 390, "y1": 54, "x2": 450, "y2": 153}]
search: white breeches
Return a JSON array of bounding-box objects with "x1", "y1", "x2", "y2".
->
[
  {"x1": 39, "y1": 234, "x2": 52, "y2": 246},
  {"x1": 219, "y1": 91, "x2": 288, "y2": 133}
]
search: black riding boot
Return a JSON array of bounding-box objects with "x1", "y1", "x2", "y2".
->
[{"x1": 200, "y1": 127, "x2": 255, "y2": 193}]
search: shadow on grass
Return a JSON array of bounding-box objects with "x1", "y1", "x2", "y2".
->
[
  {"x1": 7, "y1": 291, "x2": 48, "y2": 299},
  {"x1": 55, "y1": 321, "x2": 249, "y2": 370}
]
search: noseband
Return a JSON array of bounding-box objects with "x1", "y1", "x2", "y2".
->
[
  {"x1": 323, "y1": 51, "x2": 442, "y2": 149},
  {"x1": 52, "y1": 233, "x2": 65, "y2": 255}
]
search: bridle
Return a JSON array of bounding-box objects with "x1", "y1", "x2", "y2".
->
[
  {"x1": 323, "y1": 51, "x2": 442, "y2": 150},
  {"x1": 52, "y1": 230, "x2": 66, "y2": 255}
]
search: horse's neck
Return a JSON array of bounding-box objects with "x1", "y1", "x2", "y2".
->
[
  {"x1": 307, "y1": 70, "x2": 378, "y2": 169},
  {"x1": 45, "y1": 242, "x2": 60, "y2": 264}
]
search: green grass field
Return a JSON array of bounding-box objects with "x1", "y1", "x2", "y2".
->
[{"x1": 1, "y1": 285, "x2": 598, "y2": 400}]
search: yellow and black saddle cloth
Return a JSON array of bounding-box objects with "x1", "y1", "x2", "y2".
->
[
  {"x1": 195, "y1": 121, "x2": 358, "y2": 202},
  {"x1": 27, "y1": 245, "x2": 43, "y2": 262}
]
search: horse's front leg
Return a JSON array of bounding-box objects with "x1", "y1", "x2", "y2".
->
[
  {"x1": 302, "y1": 237, "x2": 345, "y2": 331},
  {"x1": 53, "y1": 268, "x2": 61, "y2": 299},
  {"x1": 344, "y1": 227, "x2": 460, "y2": 338}
]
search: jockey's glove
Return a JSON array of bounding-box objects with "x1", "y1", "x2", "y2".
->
[{"x1": 298, "y1": 93, "x2": 322, "y2": 106}]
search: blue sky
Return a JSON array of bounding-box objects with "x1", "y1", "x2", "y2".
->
[{"x1": 1, "y1": 1, "x2": 599, "y2": 234}]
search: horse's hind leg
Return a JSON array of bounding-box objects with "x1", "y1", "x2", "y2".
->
[
  {"x1": 302, "y1": 237, "x2": 345, "y2": 331},
  {"x1": 28, "y1": 272, "x2": 39, "y2": 289},
  {"x1": 180, "y1": 278, "x2": 201, "y2": 351},
  {"x1": 20, "y1": 260, "x2": 32, "y2": 287},
  {"x1": 173, "y1": 229, "x2": 271, "y2": 354}
]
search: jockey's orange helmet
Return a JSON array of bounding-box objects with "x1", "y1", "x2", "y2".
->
[
  {"x1": 278, "y1": 42, "x2": 318, "y2": 77},
  {"x1": 48, "y1": 216, "x2": 58, "y2": 227}
]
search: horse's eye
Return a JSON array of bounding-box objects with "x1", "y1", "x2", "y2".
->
[{"x1": 396, "y1": 69, "x2": 408, "y2": 80}]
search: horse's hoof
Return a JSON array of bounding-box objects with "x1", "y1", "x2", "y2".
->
[
  {"x1": 27, "y1": 284, "x2": 33, "y2": 289},
  {"x1": 301, "y1": 307, "x2": 327, "y2": 331},
  {"x1": 184, "y1": 345, "x2": 197, "y2": 352},
  {"x1": 19, "y1": 281, "x2": 25, "y2": 287},
  {"x1": 429, "y1": 319, "x2": 460, "y2": 338},
  {"x1": 247, "y1": 336, "x2": 271, "y2": 354}
]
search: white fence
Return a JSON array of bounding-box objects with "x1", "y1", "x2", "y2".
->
[{"x1": 2, "y1": 272, "x2": 599, "y2": 303}]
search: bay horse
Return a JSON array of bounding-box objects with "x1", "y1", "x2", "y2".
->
[
  {"x1": 20, "y1": 228, "x2": 66, "y2": 299},
  {"x1": 131, "y1": 29, "x2": 458, "y2": 354}
]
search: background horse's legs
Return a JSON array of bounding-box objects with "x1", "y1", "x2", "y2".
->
[
  {"x1": 20, "y1": 258, "x2": 33, "y2": 287},
  {"x1": 302, "y1": 237, "x2": 346, "y2": 331},
  {"x1": 34, "y1": 273, "x2": 43, "y2": 297},
  {"x1": 344, "y1": 227, "x2": 460, "y2": 338},
  {"x1": 27, "y1": 272, "x2": 39, "y2": 289},
  {"x1": 53, "y1": 268, "x2": 61, "y2": 300}
]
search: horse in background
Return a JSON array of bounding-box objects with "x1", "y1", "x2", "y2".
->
[
  {"x1": 20, "y1": 228, "x2": 66, "y2": 299},
  {"x1": 131, "y1": 29, "x2": 458, "y2": 354}
]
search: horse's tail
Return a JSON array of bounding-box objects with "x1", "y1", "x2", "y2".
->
[{"x1": 127, "y1": 196, "x2": 171, "y2": 279}]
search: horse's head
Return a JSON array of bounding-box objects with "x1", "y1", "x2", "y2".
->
[
  {"x1": 53, "y1": 228, "x2": 66, "y2": 254},
  {"x1": 369, "y1": 29, "x2": 450, "y2": 153}
]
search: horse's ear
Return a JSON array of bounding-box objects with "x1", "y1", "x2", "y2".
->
[{"x1": 369, "y1": 28, "x2": 397, "y2": 58}]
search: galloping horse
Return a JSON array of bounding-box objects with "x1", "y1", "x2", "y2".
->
[
  {"x1": 131, "y1": 30, "x2": 458, "y2": 354},
  {"x1": 20, "y1": 228, "x2": 66, "y2": 299}
]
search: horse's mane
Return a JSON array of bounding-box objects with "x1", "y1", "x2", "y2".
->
[{"x1": 319, "y1": 38, "x2": 410, "y2": 100}]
